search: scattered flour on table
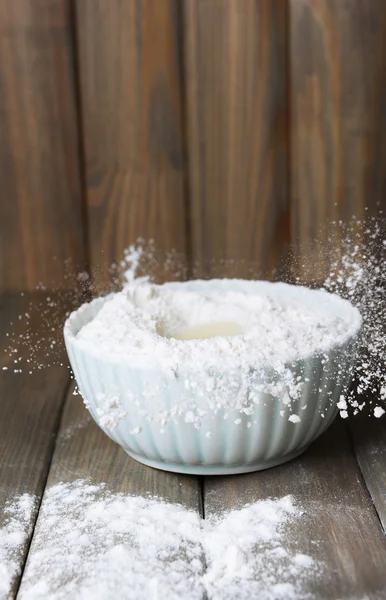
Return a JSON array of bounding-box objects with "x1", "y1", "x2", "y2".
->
[
  {"x1": 18, "y1": 480, "x2": 320, "y2": 600},
  {"x1": 0, "y1": 494, "x2": 36, "y2": 600},
  {"x1": 60, "y1": 412, "x2": 93, "y2": 441}
]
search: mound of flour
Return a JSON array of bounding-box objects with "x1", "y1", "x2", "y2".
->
[
  {"x1": 18, "y1": 480, "x2": 320, "y2": 600},
  {"x1": 75, "y1": 280, "x2": 361, "y2": 370}
]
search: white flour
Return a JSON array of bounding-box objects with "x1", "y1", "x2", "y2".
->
[
  {"x1": 76, "y1": 280, "x2": 359, "y2": 370},
  {"x1": 18, "y1": 481, "x2": 319, "y2": 600},
  {"x1": 4, "y1": 218, "x2": 384, "y2": 422},
  {"x1": 0, "y1": 494, "x2": 36, "y2": 599},
  {"x1": 72, "y1": 277, "x2": 360, "y2": 429},
  {"x1": 374, "y1": 406, "x2": 385, "y2": 418},
  {"x1": 323, "y1": 217, "x2": 386, "y2": 416}
]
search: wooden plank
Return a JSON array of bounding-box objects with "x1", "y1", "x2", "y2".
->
[
  {"x1": 0, "y1": 0, "x2": 86, "y2": 292},
  {"x1": 290, "y1": 0, "x2": 386, "y2": 282},
  {"x1": 18, "y1": 384, "x2": 203, "y2": 595},
  {"x1": 348, "y1": 412, "x2": 386, "y2": 534},
  {"x1": 0, "y1": 293, "x2": 70, "y2": 597},
  {"x1": 183, "y1": 0, "x2": 289, "y2": 279},
  {"x1": 76, "y1": 0, "x2": 188, "y2": 291},
  {"x1": 204, "y1": 420, "x2": 386, "y2": 598}
]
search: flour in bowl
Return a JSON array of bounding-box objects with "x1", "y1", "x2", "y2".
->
[
  {"x1": 66, "y1": 279, "x2": 361, "y2": 430},
  {"x1": 75, "y1": 280, "x2": 361, "y2": 369}
]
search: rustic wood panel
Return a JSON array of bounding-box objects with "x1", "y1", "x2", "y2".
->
[
  {"x1": 348, "y1": 413, "x2": 386, "y2": 533},
  {"x1": 0, "y1": 0, "x2": 86, "y2": 292},
  {"x1": 18, "y1": 383, "x2": 203, "y2": 594},
  {"x1": 183, "y1": 0, "x2": 289, "y2": 279},
  {"x1": 204, "y1": 420, "x2": 386, "y2": 598},
  {"x1": 76, "y1": 0, "x2": 187, "y2": 290},
  {"x1": 290, "y1": 0, "x2": 386, "y2": 282},
  {"x1": 0, "y1": 294, "x2": 70, "y2": 597}
]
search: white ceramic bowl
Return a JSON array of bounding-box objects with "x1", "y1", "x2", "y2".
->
[{"x1": 64, "y1": 280, "x2": 361, "y2": 475}]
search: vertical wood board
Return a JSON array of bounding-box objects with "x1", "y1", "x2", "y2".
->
[
  {"x1": 0, "y1": 0, "x2": 86, "y2": 291},
  {"x1": 76, "y1": 0, "x2": 188, "y2": 290},
  {"x1": 184, "y1": 0, "x2": 289, "y2": 279},
  {"x1": 290, "y1": 0, "x2": 386, "y2": 281}
]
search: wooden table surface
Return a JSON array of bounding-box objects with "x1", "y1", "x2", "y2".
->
[{"x1": 1, "y1": 293, "x2": 385, "y2": 599}]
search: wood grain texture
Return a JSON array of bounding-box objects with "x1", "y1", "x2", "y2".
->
[
  {"x1": 348, "y1": 413, "x2": 386, "y2": 534},
  {"x1": 0, "y1": 294, "x2": 70, "y2": 597},
  {"x1": 290, "y1": 0, "x2": 386, "y2": 282},
  {"x1": 76, "y1": 0, "x2": 187, "y2": 290},
  {"x1": 18, "y1": 383, "x2": 203, "y2": 594},
  {"x1": 204, "y1": 420, "x2": 386, "y2": 598},
  {"x1": 0, "y1": 0, "x2": 86, "y2": 292},
  {"x1": 184, "y1": 0, "x2": 289, "y2": 279}
]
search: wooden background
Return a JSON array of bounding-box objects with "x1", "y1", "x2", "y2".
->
[{"x1": 0, "y1": 0, "x2": 385, "y2": 292}]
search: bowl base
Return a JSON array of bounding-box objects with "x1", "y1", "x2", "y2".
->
[{"x1": 124, "y1": 445, "x2": 310, "y2": 475}]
